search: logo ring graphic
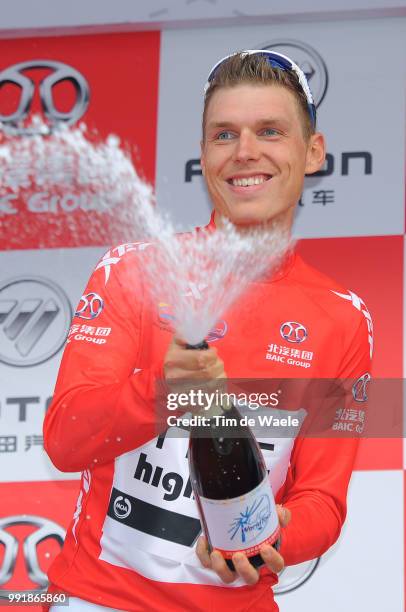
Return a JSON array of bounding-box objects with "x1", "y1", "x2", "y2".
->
[
  {"x1": 0, "y1": 515, "x2": 65, "y2": 598},
  {"x1": 0, "y1": 276, "x2": 72, "y2": 367},
  {"x1": 274, "y1": 557, "x2": 320, "y2": 594},
  {"x1": 75, "y1": 293, "x2": 104, "y2": 320},
  {"x1": 352, "y1": 373, "x2": 371, "y2": 402},
  {"x1": 207, "y1": 320, "x2": 228, "y2": 342},
  {"x1": 0, "y1": 60, "x2": 90, "y2": 135},
  {"x1": 260, "y1": 40, "x2": 328, "y2": 108},
  {"x1": 280, "y1": 321, "x2": 307, "y2": 343},
  {"x1": 113, "y1": 496, "x2": 132, "y2": 520}
]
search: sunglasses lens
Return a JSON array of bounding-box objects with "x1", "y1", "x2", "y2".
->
[{"x1": 267, "y1": 56, "x2": 292, "y2": 71}]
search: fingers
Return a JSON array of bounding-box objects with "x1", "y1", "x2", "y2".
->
[
  {"x1": 210, "y1": 550, "x2": 236, "y2": 584},
  {"x1": 199, "y1": 544, "x2": 284, "y2": 584},
  {"x1": 166, "y1": 359, "x2": 224, "y2": 380},
  {"x1": 196, "y1": 536, "x2": 211, "y2": 569},
  {"x1": 164, "y1": 337, "x2": 226, "y2": 381},
  {"x1": 166, "y1": 337, "x2": 215, "y2": 369},
  {"x1": 196, "y1": 503, "x2": 290, "y2": 585},
  {"x1": 196, "y1": 536, "x2": 259, "y2": 585},
  {"x1": 259, "y1": 544, "x2": 285, "y2": 573},
  {"x1": 253, "y1": 505, "x2": 289, "y2": 573},
  {"x1": 231, "y1": 553, "x2": 259, "y2": 585},
  {"x1": 276, "y1": 504, "x2": 291, "y2": 528},
  {"x1": 196, "y1": 537, "x2": 235, "y2": 583}
]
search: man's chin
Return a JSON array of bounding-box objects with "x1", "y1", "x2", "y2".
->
[
  {"x1": 220, "y1": 203, "x2": 294, "y2": 230},
  {"x1": 228, "y1": 212, "x2": 271, "y2": 227},
  {"x1": 214, "y1": 205, "x2": 284, "y2": 228}
]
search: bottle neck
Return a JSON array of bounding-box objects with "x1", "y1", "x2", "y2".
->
[{"x1": 203, "y1": 393, "x2": 233, "y2": 419}]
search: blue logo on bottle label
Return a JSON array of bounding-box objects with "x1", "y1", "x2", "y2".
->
[{"x1": 228, "y1": 494, "x2": 271, "y2": 544}]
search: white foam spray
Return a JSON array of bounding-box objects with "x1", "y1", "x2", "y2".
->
[{"x1": 1, "y1": 119, "x2": 292, "y2": 343}]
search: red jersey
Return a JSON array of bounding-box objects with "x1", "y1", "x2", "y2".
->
[{"x1": 43, "y1": 226, "x2": 372, "y2": 612}]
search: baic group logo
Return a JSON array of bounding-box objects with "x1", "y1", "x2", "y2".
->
[
  {"x1": 207, "y1": 319, "x2": 228, "y2": 342},
  {"x1": 0, "y1": 276, "x2": 72, "y2": 367},
  {"x1": 280, "y1": 321, "x2": 307, "y2": 344},
  {"x1": 75, "y1": 292, "x2": 104, "y2": 320},
  {"x1": 352, "y1": 372, "x2": 371, "y2": 403},
  {"x1": 0, "y1": 60, "x2": 90, "y2": 135},
  {"x1": 0, "y1": 515, "x2": 65, "y2": 599}
]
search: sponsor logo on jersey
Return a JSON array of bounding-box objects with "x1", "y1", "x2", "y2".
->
[
  {"x1": 157, "y1": 302, "x2": 175, "y2": 329},
  {"x1": 265, "y1": 342, "x2": 313, "y2": 369},
  {"x1": 352, "y1": 372, "x2": 371, "y2": 402},
  {"x1": 155, "y1": 301, "x2": 226, "y2": 342},
  {"x1": 66, "y1": 324, "x2": 111, "y2": 345},
  {"x1": 96, "y1": 242, "x2": 151, "y2": 284},
  {"x1": 133, "y1": 451, "x2": 194, "y2": 502},
  {"x1": 280, "y1": 321, "x2": 307, "y2": 343},
  {"x1": 113, "y1": 495, "x2": 132, "y2": 520},
  {"x1": 207, "y1": 319, "x2": 228, "y2": 342},
  {"x1": 333, "y1": 404, "x2": 365, "y2": 433},
  {"x1": 75, "y1": 292, "x2": 104, "y2": 320}
]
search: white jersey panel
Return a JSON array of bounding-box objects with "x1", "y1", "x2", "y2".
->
[{"x1": 99, "y1": 409, "x2": 304, "y2": 585}]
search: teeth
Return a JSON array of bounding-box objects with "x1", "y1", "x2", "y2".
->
[{"x1": 231, "y1": 175, "x2": 268, "y2": 187}]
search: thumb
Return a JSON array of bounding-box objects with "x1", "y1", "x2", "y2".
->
[{"x1": 276, "y1": 504, "x2": 291, "y2": 528}]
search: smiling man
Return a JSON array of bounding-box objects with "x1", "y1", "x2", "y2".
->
[
  {"x1": 200, "y1": 51, "x2": 324, "y2": 231},
  {"x1": 44, "y1": 51, "x2": 372, "y2": 611}
]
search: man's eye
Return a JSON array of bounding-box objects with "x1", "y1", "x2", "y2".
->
[
  {"x1": 262, "y1": 128, "x2": 279, "y2": 137},
  {"x1": 217, "y1": 131, "x2": 235, "y2": 140}
]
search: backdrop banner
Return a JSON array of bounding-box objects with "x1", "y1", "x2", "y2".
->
[{"x1": 0, "y1": 19, "x2": 404, "y2": 611}]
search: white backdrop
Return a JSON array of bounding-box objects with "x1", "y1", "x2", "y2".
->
[
  {"x1": 275, "y1": 470, "x2": 404, "y2": 610},
  {"x1": 0, "y1": 0, "x2": 404, "y2": 32}
]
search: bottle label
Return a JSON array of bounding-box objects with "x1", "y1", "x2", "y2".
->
[{"x1": 199, "y1": 476, "x2": 280, "y2": 558}]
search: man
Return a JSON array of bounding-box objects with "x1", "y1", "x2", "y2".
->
[{"x1": 44, "y1": 51, "x2": 372, "y2": 611}]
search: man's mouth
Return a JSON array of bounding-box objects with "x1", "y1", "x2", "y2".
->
[{"x1": 227, "y1": 174, "x2": 272, "y2": 187}]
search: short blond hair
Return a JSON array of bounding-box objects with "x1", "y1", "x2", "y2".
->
[{"x1": 203, "y1": 53, "x2": 315, "y2": 141}]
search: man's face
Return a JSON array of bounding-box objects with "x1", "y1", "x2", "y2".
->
[{"x1": 201, "y1": 84, "x2": 325, "y2": 229}]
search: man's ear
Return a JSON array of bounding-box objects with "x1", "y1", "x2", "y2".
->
[
  {"x1": 304, "y1": 132, "x2": 326, "y2": 175},
  {"x1": 200, "y1": 139, "x2": 205, "y2": 176}
]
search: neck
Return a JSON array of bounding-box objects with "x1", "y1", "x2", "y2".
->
[{"x1": 213, "y1": 210, "x2": 294, "y2": 236}]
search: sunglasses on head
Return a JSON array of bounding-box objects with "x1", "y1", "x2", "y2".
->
[{"x1": 204, "y1": 50, "x2": 316, "y2": 129}]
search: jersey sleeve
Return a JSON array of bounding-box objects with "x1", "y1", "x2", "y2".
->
[
  {"x1": 43, "y1": 249, "x2": 165, "y2": 473},
  {"x1": 276, "y1": 311, "x2": 372, "y2": 566}
]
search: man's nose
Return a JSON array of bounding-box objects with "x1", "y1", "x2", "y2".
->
[{"x1": 232, "y1": 130, "x2": 261, "y2": 163}]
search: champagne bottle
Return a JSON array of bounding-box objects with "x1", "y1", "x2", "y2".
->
[{"x1": 187, "y1": 344, "x2": 280, "y2": 571}]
